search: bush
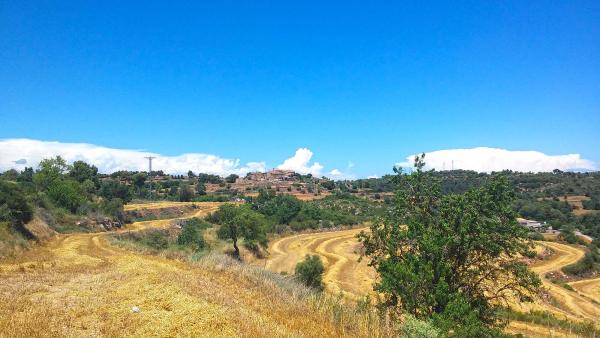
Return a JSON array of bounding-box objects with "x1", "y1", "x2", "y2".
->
[
  {"x1": 562, "y1": 252, "x2": 596, "y2": 276},
  {"x1": 0, "y1": 181, "x2": 33, "y2": 226},
  {"x1": 295, "y1": 255, "x2": 324, "y2": 289},
  {"x1": 144, "y1": 230, "x2": 169, "y2": 250},
  {"x1": 177, "y1": 219, "x2": 207, "y2": 250},
  {"x1": 399, "y1": 314, "x2": 440, "y2": 338},
  {"x1": 527, "y1": 231, "x2": 544, "y2": 241}
]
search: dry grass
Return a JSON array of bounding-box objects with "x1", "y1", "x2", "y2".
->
[
  {"x1": 261, "y1": 228, "x2": 600, "y2": 336},
  {"x1": 123, "y1": 201, "x2": 201, "y2": 211},
  {"x1": 0, "y1": 202, "x2": 394, "y2": 338},
  {"x1": 261, "y1": 227, "x2": 376, "y2": 301}
]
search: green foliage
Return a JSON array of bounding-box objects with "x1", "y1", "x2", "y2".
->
[
  {"x1": 295, "y1": 255, "x2": 324, "y2": 289},
  {"x1": 214, "y1": 204, "x2": 268, "y2": 258},
  {"x1": 47, "y1": 179, "x2": 85, "y2": 213},
  {"x1": 253, "y1": 190, "x2": 302, "y2": 224},
  {"x1": 225, "y1": 174, "x2": 239, "y2": 183},
  {"x1": 527, "y1": 231, "x2": 544, "y2": 241},
  {"x1": 101, "y1": 198, "x2": 125, "y2": 222},
  {"x1": 399, "y1": 314, "x2": 440, "y2": 338},
  {"x1": 0, "y1": 181, "x2": 33, "y2": 227},
  {"x1": 177, "y1": 218, "x2": 208, "y2": 250},
  {"x1": 558, "y1": 226, "x2": 585, "y2": 245},
  {"x1": 582, "y1": 195, "x2": 600, "y2": 210},
  {"x1": 196, "y1": 182, "x2": 206, "y2": 195},
  {"x1": 132, "y1": 173, "x2": 147, "y2": 196},
  {"x1": 178, "y1": 183, "x2": 194, "y2": 202},
  {"x1": 499, "y1": 309, "x2": 600, "y2": 336},
  {"x1": 358, "y1": 155, "x2": 540, "y2": 335},
  {"x1": 33, "y1": 156, "x2": 70, "y2": 190},
  {"x1": 197, "y1": 173, "x2": 223, "y2": 184},
  {"x1": 144, "y1": 230, "x2": 169, "y2": 250},
  {"x1": 69, "y1": 161, "x2": 98, "y2": 183},
  {"x1": 98, "y1": 180, "x2": 133, "y2": 203},
  {"x1": 17, "y1": 167, "x2": 34, "y2": 183},
  {"x1": 562, "y1": 247, "x2": 599, "y2": 276}
]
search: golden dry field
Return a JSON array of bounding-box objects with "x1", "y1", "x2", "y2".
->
[
  {"x1": 262, "y1": 228, "x2": 600, "y2": 336},
  {"x1": 0, "y1": 202, "x2": 382, "y2": 338},
  {"x1": 123, "y1": 201, "x2": 201, "y2": 211}
]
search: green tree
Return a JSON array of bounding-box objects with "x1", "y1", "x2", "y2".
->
[
  {"x1": 1, "y1": 169, "x2": 19, "y2": 181},
  {"x1": 132, "y1": 173, "x2": 147, "y2": 197},
  {"x1": 358, "y1": 155, "x2": 540, "y2": 336},
  {"x1": 0, "y1": 181, "x2": 33, "y2": 226},
  {"x1": 177, "y1": 220, "x2": 207, "y2": 250},
  {"x1": 101, "y1": 198, "x2": 125, "y2": 222},
  {"x1": 225, "y1": 174, "x2": 239, "y2": 183},
  {"x1": 295, "y1": 255, "x2": 324, "y2": 289},
  {"x1": 17, "y1": 167, "x2": 34, "y2": 183},
  {"x1": 178, "y1": 183, "x2": 194, "y2": 202},
  {"x1": 215, "y1": 204, "x2": 268, "y2": 259},
  {"x1": 33, "y1": 156, "x2": 70, "y2": 190},
  {"x1": 99, "y1": 180, "x2": 133, "y2": 203},
  {"x1": 69, "y1": 161, "x2": 98, "y2": 183},
  {"x1": 47, "y1": 179, "x2": 85, "y2": 213},
  {"x1": 196, "y1": 182, "x2": 207, "y2": 196}
]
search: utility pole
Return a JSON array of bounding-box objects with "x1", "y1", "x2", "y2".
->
[{"x1": 144, "y1": 156, "x2": 156, "y2": 200}]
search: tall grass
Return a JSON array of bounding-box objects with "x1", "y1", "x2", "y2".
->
[
  {"x1": 499, "y1": 308, "x2": 600, "y2": 337},
  {"x1": 195, "y1": 252, "x2": 398, "y2": 337}
]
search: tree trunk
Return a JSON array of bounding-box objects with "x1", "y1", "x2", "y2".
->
[{"x1": 233, "y1": 238, "x2": 240, "y2": 260}]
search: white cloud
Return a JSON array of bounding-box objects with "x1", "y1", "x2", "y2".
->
[
  {"x1": 328, "y1": 168, "x2": 356, "y2": 180},
  {"x1": 277, "y1": 148, "x2": 324, "y2": 176},
  {"x1": 367, "y1": 175, "x2": 379, "y2": 179},
  {"x1": 397, "y1": 147, "x2": 596, "y2": 173},
  {"x1": 0, "y1": 138, "x2": 266, "y2": 175}
]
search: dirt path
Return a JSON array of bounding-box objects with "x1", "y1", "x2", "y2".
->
[
  {"x1": 263, "y1": 229, "x2": 600, "y2": 334},
  {"x1": 569, "y1": 277, "x2": 600, "y2": 304},
  {"x1": 0, "y1": 202, "x2": 348, "y2": 337},
  {"x1": 524, "y1": 241, "x2": 600, "y2": 322},
  {"x1": 263, "y1": 228, "x2": 376, "y2": 300}
]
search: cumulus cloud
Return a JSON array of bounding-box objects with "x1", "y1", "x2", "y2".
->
[
  {"x1": 397, "y1": 147, "x2": 596, "y2": 173},
  {"x1": 0, "y1": 138, "x2": 266, "y2": 175},
  {"x1": 327, "y1": 168, "x2": 356, "y2": 180},
  {"x1": 277, "y1": 148, "x2": 324, "y2": 176}
]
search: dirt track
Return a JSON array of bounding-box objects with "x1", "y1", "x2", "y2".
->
[
  {"x1": 263, "y1": 228, "x2": 600, "y2": 332},
  {"x1": 263, "y1": 228, "x2": 376, "y2": 300},
  {"x1": 0, "y1": 202, "x2": 352, "y2": 337}
]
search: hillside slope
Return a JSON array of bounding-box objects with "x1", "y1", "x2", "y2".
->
[{"x1": 0, "y1": 202, "x2": 381, "y2": 337}]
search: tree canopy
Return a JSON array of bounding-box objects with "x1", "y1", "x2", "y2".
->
[
  {"x1": 214, "y1": 203, "x2": 268, "y2": 259},
  {"x1": 358, "y1": 155, "x2": 541, "y2": 336}
]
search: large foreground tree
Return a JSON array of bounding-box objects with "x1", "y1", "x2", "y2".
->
[{"x1": 358, "y1": 155, "x2": 540, "y2": 336}]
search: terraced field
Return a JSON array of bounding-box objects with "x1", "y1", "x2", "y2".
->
[
  {"x1": 263, "y1": 228, "x2": 600, "y2": 336},
  {"x1": 0, "y1": 202, "x2": 367, "y2": 337}
]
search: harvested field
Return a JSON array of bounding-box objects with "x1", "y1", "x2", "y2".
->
[
  {"x1": 262, "y1": 228, "x2": 376, "y2": 300},
  {"x1": 262, "y1": 228, "x2": 600, "y2": 335},
  {"x1": 123, "y1": 201, "x2": 200, "y2": 211},
  {"x1": 0, "y1": 202, "x2": 382, "y2": 337},
  {"x1": 569, "y1": 277, "x2": 600, "y2": 304}
]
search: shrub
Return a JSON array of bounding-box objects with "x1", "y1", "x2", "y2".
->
[
  {"x1": 399, "y1": 314, "x2": 440, "y2": 338},
  {"x1": 527, "y1": 231, "x2": 544, "y2": 241},
  {"x1": 295, "y1": 255, "x2": 324, "y2": 290},
  {"x1": 177, "y1": 220, "x2": 207, "y2": 250},
  {"x1": 0, "y1": 181, "x2": 33, "y2": 226},
  {"x1": 144, "y1": 230, "x2": 169, "y2": 250}
]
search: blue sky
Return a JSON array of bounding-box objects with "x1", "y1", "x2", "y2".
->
[{"x1": 1, "y1": 1, "x2": 598, "y2": 177}]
